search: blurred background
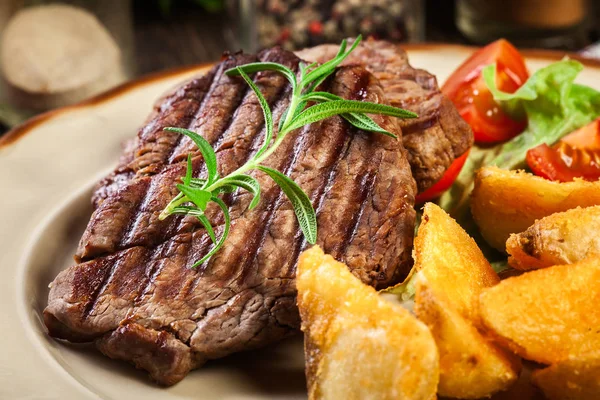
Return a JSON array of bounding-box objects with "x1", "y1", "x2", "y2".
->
[{"x1": 0, "y1": 0, "x2": 598, "y2": 135}]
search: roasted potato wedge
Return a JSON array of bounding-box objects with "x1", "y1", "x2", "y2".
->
[
  {"x1": 472, "y1": 167, "x2": 600, "y2": 251},
  {"x1": 413, "y1": 204, "x2": 520, "y2": 398},
  {"x1": 415, "y1": 203, "x2": 500, "y2": 324},
  {"x1": 415, "y1": 277, "x2": 521, "y2": 399},
  {"x1": 297, "y1": 246, "x2": 439, "y2": 400},
  {"x1": 480, "y1": 257, "x2": 600, "y2": 364},
  {"x1": 507, "y1": 206, "x2": 600, "y2": 270},
  {"x1": 531, "y1": 355, "x2": 600, "y2": 400}
]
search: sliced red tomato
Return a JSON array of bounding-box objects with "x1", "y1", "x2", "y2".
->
[
  {"x1": 442, "y1": 39, "x2": 529, "y2": 144},
  {"x1": 416, "y1": 150, "x2": 470, "y2": 203},
  {"x1": 526, "y1": 119, "x2": 600, "y2": 182},
  {"x1": 560, "y1": 119, "x2": 600, "y2": 148}
]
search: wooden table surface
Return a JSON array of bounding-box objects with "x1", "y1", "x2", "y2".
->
[{"x1": 133, "y1": 4, "x2": 234, "y2": 76}]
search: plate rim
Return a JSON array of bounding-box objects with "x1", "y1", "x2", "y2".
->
[{"x1": 2, "y1": 44, "x2": 599, "y2": 149}]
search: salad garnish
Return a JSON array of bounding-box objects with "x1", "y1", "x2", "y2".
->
[{"x1": 435, "y1": 46, "x2": 600, "y2": 275}]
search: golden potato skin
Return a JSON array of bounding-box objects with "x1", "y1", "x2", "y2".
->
[
  {"x1": 415, "y1": 203, "x2": 500, "y2": 325},
  {"x1": 507, "y1": 206, "x2": 600, "y2": 270},
  {"x1": 532, "y1": 356, "x2": 600, "y2": 400},
  {"x1": 415, "y1": 277, "x2": 520, "y2": 399},
  {"x1": 297, "y1": 246, "x2": 439, "y2": 400},
  {"x1": 480, "y1": 257, "x2": 600, "y2": 364},
  {"x1": 472, "y1": 167, "x2": 600, "y2": 251},
  {"x1": 413, "y1": 204, "x2": 520, "y2": 398}
]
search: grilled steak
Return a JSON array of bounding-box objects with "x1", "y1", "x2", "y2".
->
[
  {"x1": 296, "y1": 39, "x2": 474, "y2": 192},
  {"x1": 44, "y1": 46, "x2": 417, "y2": 385}
]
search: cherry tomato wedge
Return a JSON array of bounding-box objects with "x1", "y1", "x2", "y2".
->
[
  {"x1": 526, "y1": 119, "x2": 600, "y2": 182},
  {"x1": 416, "y1": 150, "x2": 470, "y2": 203},
  {"x1": 560, "y1": 118, "x2": 600, "y2": 148},
  {"x1": 442, "y1": 39, "x2": 529, "y2": 144}
]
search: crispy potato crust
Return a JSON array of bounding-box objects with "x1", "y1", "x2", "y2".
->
[
  {"x1": 413, "y1": 204, "x2": 520, "y2": 398},
  {"x1": 472, "y1": 167, "x2": 600, "y2": 251},
  {"x1": 415, "y1": 278, "x2": 521, "y2": 399},
  {"x1": 415, "y1": 203, "x2": 500, "y2": 325},
  {"x1": 297, "y1": 246, "x2": 439, "y2": 400},
  {"x1": 532, "y1": 355, "x2": 600, "y2": 400},
  {"x1": 480, "y1": 257, "x2": 600, "y2": 364},
  {"x1": 507, "y1": 206, "x2": 600, "y2": 270}
]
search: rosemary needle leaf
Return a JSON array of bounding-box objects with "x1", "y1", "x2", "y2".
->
[
  {"x1": 300, "y1": 62, "x2": 319, "y2": 82},
  {"x1": 183, "y1": 153, "x2": 193, "y2": 186},
  {"x1": 307, "y1": 68, "x2": 336, "y2": 93},
  {"x1": 336, "y1": 38, "x2": 348, "y2": 57},
  {"x1": 196, "y1": 213, "x2": 217, "y2": 244},
  {"x1": 299, "y1": 62, "x2": 307, "y2": 76},
  {"x1": 236, "y1": 67, "x2": 274, "y2": 158},
  {"x1": 176, "y1": 184, "x2": 212, "y2": 211},
  {"x1": 191, "y1": 196, "x2": 231, "y2": 268},
  {"x1": 278, "y1": 107, "x2": 289, "y2": 132},
  {"x1": 171, "y1": 205, "x2": 203, "y2": 215},
  {"x1": 189, "y1": 177, "x2": 207, "y2": 188},
  {"x1": 303, "y1": 35, "x2": 362, "y2": 89},
  {"x1": 218, "y1": 174, "x2": 261, "y2": 209},
  {"x1": 305, "y1": 61, "x2": 318, "y2": 71},
  {"x1": 301, "y1": 91, "x2": 341, "y2": 103},
  {"x1": 171, "y1": 206, "x2": 217, "y2": 244},
  {"x1": 217, "y1": 184, "x2": 237, "y2": 193},
  {"x1": 341, "y1": 113, "x2": 397, "y2": 138},
  {"x1": 304, "y1": 40, "x2": 349, "y2": 92},
  {"x1": 225, "y1": 62, "x2": 297, "y2": 91},
  {"x1": 285, "y1": 100, "x2": 417, "y2": 133},
  {"x1": 301, "y1": 92, "x2": 396, "y2": 136},
  {"x1": 164, "y1": 127, "x2": 219, "y2": 185},
  {"x1": 257, "y1": 165, "x2": 317, "y2": 244}
]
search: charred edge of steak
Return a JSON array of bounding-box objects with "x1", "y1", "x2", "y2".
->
[
  {"x1": 44, "y1": 48, "x2": 416, "y2": 385},
  {"x1": 96, "y1": 323, "x2": 195, "y2": 386}
]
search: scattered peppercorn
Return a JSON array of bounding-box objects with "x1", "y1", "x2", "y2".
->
[{"x1": 254, "y1": 0, "x2": 421, "y2": 50}]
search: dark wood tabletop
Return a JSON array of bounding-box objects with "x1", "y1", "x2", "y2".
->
[{"x1": 133, "y1": 3, "x2": 233, "y2": 76}]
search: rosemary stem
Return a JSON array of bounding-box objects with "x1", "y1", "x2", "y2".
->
[
  {"x1": 282, "y1": 93, "x2": 299, "y2": 129},
  {"x1": 206, "y1": 126, "x2": 291, "y2": 193},
  {"x1": 159, "y1": 194, "x2": 188, "y2": 220}
]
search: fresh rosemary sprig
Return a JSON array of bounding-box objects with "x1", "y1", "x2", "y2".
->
[{"x1": 158, "y1": 35, "x2": 417, "y2": 268}]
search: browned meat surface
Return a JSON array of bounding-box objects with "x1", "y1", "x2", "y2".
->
[
  {"x1": 296, "y1": 39, "x2": 474, "y2": 192},
  {"x1": 44, "y1": 46, "x2": 417, "y2": 385}
]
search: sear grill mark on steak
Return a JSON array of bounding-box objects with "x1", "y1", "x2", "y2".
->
[
  {"x1": 296, "y1": 38, "x2": 474, "y2": 192},
  {"x1": 135, "y1": 53, "x2": 257, "y2": 176},
  {"x1": 44, "y1": 46, "x2": 417, "y2": 385}
]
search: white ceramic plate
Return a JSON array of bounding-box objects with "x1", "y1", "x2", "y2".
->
[{"x1": 1, "y1": 45, "x2": 599, "y2": 400}]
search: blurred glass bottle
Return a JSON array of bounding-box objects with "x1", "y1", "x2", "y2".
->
[
  {"x1": 456, "y1": 0, "x2": 591, "y2": 49},
  {"x1": 229, "y1": 0, "x2": 425, "y2": 53}
]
